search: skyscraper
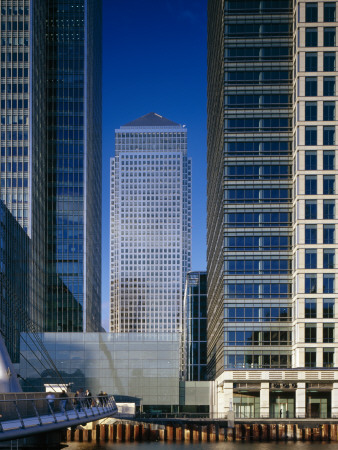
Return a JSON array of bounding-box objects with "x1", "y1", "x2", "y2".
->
[
  {"x1": 45, "y1": 0, "x2": 102, "y2": 332},
  {"x1": 0, "y1": 0, "x2": 102, "y2": 333},
  {"x1": 110, "y1": 112, "x2": 191, "y2": 333},
  {"x1": 207, "y1": 0, "x2": 338, "y2": 419}
]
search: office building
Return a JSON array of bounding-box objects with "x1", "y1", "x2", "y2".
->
[
  {"x1": 182, "y1": 271, "x2": 207, "y2": 381},
  {"x1": 110, "y1": 112, "x2": 191, "y2": 333},
  {"x1": 207, "y1": 0, "x2": 338, "y2": 419},
  {"x1": 0, "y1": 0, "x2": 102, "y2": 333},
  {"x1": 45, "y1": 0, "x2": 102, "y2": 332}
]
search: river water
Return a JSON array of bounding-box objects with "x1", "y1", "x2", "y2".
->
[{"x1": 65, "y1": 442, "x2": 336, "y2": 450}]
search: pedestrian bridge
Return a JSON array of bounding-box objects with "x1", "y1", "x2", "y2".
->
[{"x1": 0, "y1": 393, "x2": 118, "y2": 441}]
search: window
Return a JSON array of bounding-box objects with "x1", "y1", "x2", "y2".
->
[
  {"x1": 324, "y1": 52, "x2": 335, "y2": 71},
  {"x1": 324, "y1": 27, "x2": 336, "y2": 46},
  {"x1": 305, "y1": 249, "x2": 317, "y2": 268},
  {"x1": 305, "y1": 324, "x2": 317, "y2": 343},
  {"x1": 305, "y1": 53, "x2": 318, "y2": 71},
  {"x1": 305, "y1": 299, "x2": 317, "y2": 318},
  {"x1": 305, "y1": 102, "x2": 317, "y2": 121},
  {"x1": 305, "y1": 77, "x2": 317, "y2": 96},
  {"x1": 323, "y1": 176, "x2": 335, "y2": 194},
  {"x1": 306, "y1": 3, "x2": 318, "y2": 22},
  {"x1": 305, "y1": 349, "x2": 316, "y2": 368},
  {"x1": 323, "y1": 77, "x2": 335, "y2": 96},
  {"x1": 305, "y1": 175, "x2": 317, "y2": 195},
  {"x1": 305, "y1": 200, "x2": 317, "y2": 219},
  {"x1": 323, "y1": 102, "x2": 335, "y2": 121},
  {"x1": 323, "y1": 324, "x2": 334, "y2": 342},
  {"x1": 323, "y1": 299, "x2": 334, "y2": 318},
  {"x1": 323, "y1": 224, "x2": 335, "y2": 244},
  {"x1": 305, "y1": 28, "x2": 318, "y2": 47},
  {"x1": 305, "y1": 274, "x2": 317, "y2": 293},
  {"x1": 323, "y1": 349, "x2": 334, "y2": 368},
  {"x1": 323, "y1": 274, "x2": 335, "y2": 293},
  {"x1": 323, "y1": 249, "x2": 335, "y2": 268},
  {"x1": 323, "y1": 126, "x2": 335, "y2": 145},
  {"x1": 305, "y1": 225, "x2": 317, "y2": 244},
  {"x1": 305, "y1": 151, "x2": 317, "y2": 170},
  {"x1": 305, "y1": 127, "x2": 317, "y2": 145},
  {"x1": 323, "y1": 151, "x2": 335, "y2": 170},
  {"x1": 324, "y1": 2, "x2": 336, "y2": 22},
  {"x1": 323, "y1": 200, "x2": 335, "y2": 219}
]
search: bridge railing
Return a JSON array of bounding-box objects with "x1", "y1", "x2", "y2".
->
[{"x1": 0, "y1": 392, "x2": 117, "y2": 428}]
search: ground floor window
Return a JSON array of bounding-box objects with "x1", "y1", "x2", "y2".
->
[
  {"x1": 270, "y1": 392, "x2": 295, "y2": 419},
  {"x1": 233, "y1": 392, "x2": 260, "y2": 419},
  {"x1": 306, "y1": 392, "x2": 331, "y2": 418}
]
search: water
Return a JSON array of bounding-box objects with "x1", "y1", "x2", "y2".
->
[{"x1": 65, "y1": 442, "x2": 335, "y2": 450}]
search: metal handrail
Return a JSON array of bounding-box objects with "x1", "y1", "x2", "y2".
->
[{"x1": 0, "y1": 394, "x2": 117, "y2": 432}]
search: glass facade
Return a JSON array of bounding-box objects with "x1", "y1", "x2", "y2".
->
[
  {"x1": 45, "y1": 0, "x2": 102, "y2": 332},
  {"x1": 110, "y1": 113, "x2": 191, "y2": 333},
  {"x1": 0, "y1": 200, "x2": 29, "y2": 362},
  {"x1": 0, "y1": 0, "x2": 102, "y2": 335},
  {"x1": 19, "y1": 332, "x2": 181, "y2": 408},
  {"x1": 207, "y1": 0, "x2": 338, "y2": 378},
  {"x1": 1, "y1": 0, "x2": 47, "y2": 330},
  {"x1": 207, "y1": 0, "x2": 293, "y2": 378},
  {"x1": 183, "y1": 271, "x2": 207, "y2": 381}
]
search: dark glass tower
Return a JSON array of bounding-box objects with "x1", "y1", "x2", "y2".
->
[
  {"x1": 46, "y1": 0, "x2": 102, "y2": 332},
  {"x1": 1, "y1": 0, "x2": 102, "y2": 334},
  {"x1": 207, "y1": 0, "x2": 293, "y2": 379}
]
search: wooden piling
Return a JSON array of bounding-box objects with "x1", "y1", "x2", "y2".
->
[{"x1": 167, "y1": 425, "x2": 173, "y2": 441}]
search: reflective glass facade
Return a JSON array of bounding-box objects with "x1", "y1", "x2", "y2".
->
[
  {"x1": 46, "y1": 0, "x2": 102, "y2": 332},
  {"x1": 19, "y1": 332, "x2": 181, "y2": 408},
  {"x1": 207, "y1": 0, "x2": 293, "y2": 378},
  {"x1": 0, "y1": 200, "x2": 29, "y2": 362},
  {"x1": 207, "y1": 0, "x2": 338, "y2": 380},
  {"x1": 110, "y1": 113, "x2": 191, "y2": 333},
  {"x1": 183, "y1": 271, "x2": 207, "y2": 381},
  {"x1": 1, "y1": 0, "x2": 47, "y2": 329},
  {"x1": 0, "y1": 0, "x2": 101, "y2": 335}
]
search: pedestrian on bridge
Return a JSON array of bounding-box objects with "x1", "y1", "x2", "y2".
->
[
  {"x1": 46, "y1": 392, "x2": 55, "y2": 412},
  {"x1": 59, "y1": 390, "x2": 68, "y2": 413}
]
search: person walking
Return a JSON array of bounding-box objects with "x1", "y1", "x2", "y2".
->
[
  {"x1": 59, "y1": 390, "x2": 68, "y2": 413},
  {"x1": 85, "y1": 389, "x2": 92, "y2": 407},
  {"x1": 46, "y1": 392, "x2": 55, "y2": 413}
]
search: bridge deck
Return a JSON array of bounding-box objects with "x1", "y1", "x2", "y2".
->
[{"x1": 0, "y1": 395, "x2": 117, "y2": 442}]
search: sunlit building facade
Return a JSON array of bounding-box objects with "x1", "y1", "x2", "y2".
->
[
  {"x1": 207, "y1": 0, "x2": 338, "y2": 419},
  {"x1": 110, "y1": 112, "x2": 191, "y2": 333}
]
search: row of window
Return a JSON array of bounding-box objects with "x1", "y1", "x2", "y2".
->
[
  {"x1": 1, "y1": 7, "x2": 29, "y2": 15},
  {"x1": 305, "y1": 76, "x2": 335, "y2": 96},
  {"x1": 305, "y1": 323, "x2": 334, "y2": 343},
  {"x1": 226, "y1": 165, "x2": 290, "y2": 178},
  {"x1": 304, "y1": 126, "x2": 335, "y2": 145},
  {"x1": 304, "y1": 273, "x2": 335, "y2": 294},
  {"x1": 227, "y1": 212, "x2": 291, "y2": 227},
  {"x1": 304, "y1": 52, "x2": 336, "y2": 72},
  {"x1": 226, "y1": 0, "x2": 290, "y2": 13},
  {"x1": 304, "y1": 150, "x2": 335, "y2": 170},
  {"x1": 305, "y1": 175, "x2": 336, "y2": 195},
  {"x1": 228, "y1": 118, "x2": 291, "y2": 131},
  {"x1": 305, "y1": 224, "x2": 334, "y2": 244},
  {"x1": 305, "y1": 101, "x2": 335, "y2": 120},
  {"x1": 226, "y1": 235, "x2": 291, "y2": 250},
  {"x1": 304, "y1": 249, "x2": 335, "y2": 269},
  {"x1": 0, "y1": 38, "x2": 29, "y2": 47},
  {"x1": 226, "y1": 306, "x2": 291, "y2": 322},
  {"x1": 305, "y1": 298, "x2": 334, "y2": 318},
  {"x1": 305, "y1": 3, "x2": 336, "y2": 23},
  {"x1": 0, "y1": 84, "x2": 28, "y2": 94},
  {"x1": 226, "y1": 283, "x2": 291, "y2": 298},
  {"x1": 227, "y1": 189, "x2": 290, "y2": 203},
  {"x1": 0, "y1": 131, "x2": 28, "y2": 141},
  {"x1": 227, "y1": 94, "x2": 291, "y2": 108},
  {"x1": 305, "y1": 199, "x2": 335, "y2": 219},
  {"x1": 1, "y1": 52, "x2": 29, "y2": 62},
  {"x1": 226, "y1": 71, "x2": 291, "y2": 84},
  {"x1": 225, "y1": 141, "x2": 290, "y2": 155},
  {"x1": 226, "y1": 46, "x2": 290, "y2": 61},
  {"x1": 0, "y1": 147, "x2": 28, "y2": 157},
  {"x1": 305, "y1": 348, "x2": 333, "y2": 368},
  {"x1": 227, "y1": 330, "x2": 292, "y2": 346},
  {"x1": 226, "y1": 259, "x2": 290, "y2": 274},
  {"x1": 226, "y1": 352, "x2": 291, "y2": 369},
  {"x1": 226, "y1": 23, "x2": 291, "y2": 36},
  {"x1": 305, "y1": 27, "x2": 336, "y2": 47}
]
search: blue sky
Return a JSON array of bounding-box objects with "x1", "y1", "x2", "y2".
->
[{"x1": 101, "y1": 0, "x2": 208, "y2": 329}]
